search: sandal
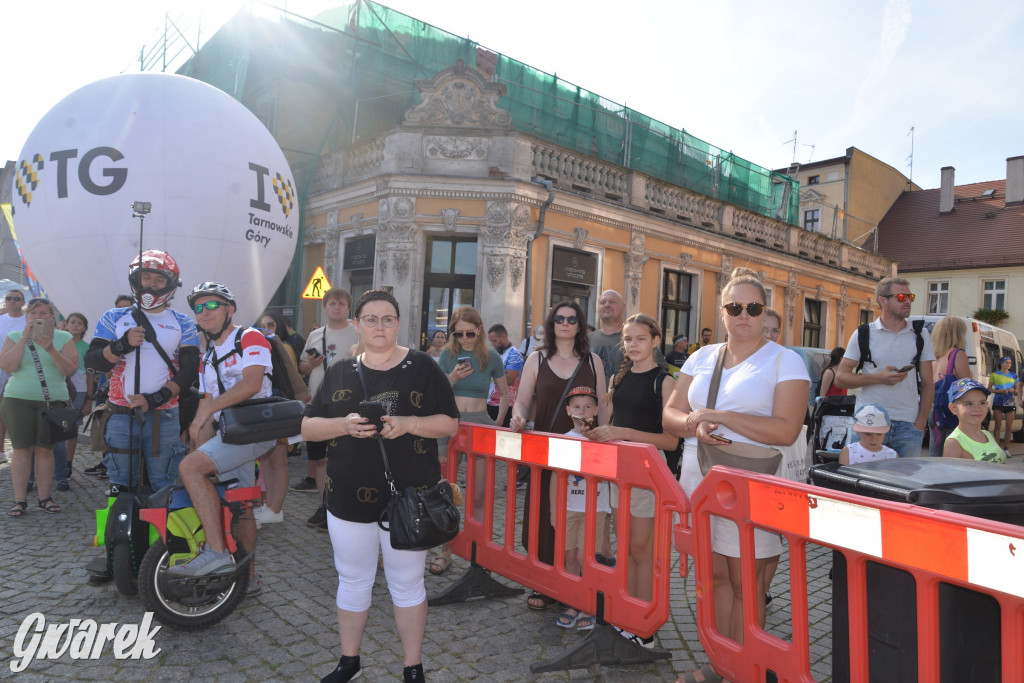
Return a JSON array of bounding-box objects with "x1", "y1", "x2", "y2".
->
[
  {"x1": 428, "y1": 554, "x2": 451, "y2": 575},
  {"x1": 526, "y1": 592, "x2": 556, "y2": 611},
  {"x1": 677, "y1": 664, "x2": 724, "y2": 683},
  {"x1": 576, "y1": 612, "x2": 596, "y2": 631},
  {"x1": 37, "y1": 497, "x2": 62, "y2": 514},
  {"x1": 555, "y1": 608, "x2": 582, "y2": 629},
  {"x1": 8, "y1": 501, "x2": 27, "y2": 517}
]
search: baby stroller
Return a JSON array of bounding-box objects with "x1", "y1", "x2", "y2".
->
[{"x1": 811, "y1": 395, "x2": 857, "y2": 464}]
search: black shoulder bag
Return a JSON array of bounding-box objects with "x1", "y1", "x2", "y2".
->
[
  {"x1": 356, "y1": 356, "x2": 460, "y2": 550},
  {"x1": 27, "y1": 339, "x2": 80, "y2": 443},
  {"x1": 544, "y1": 353, "x2": 594, "y2": 432},
  {"x1": 210, "y1": 329, "x2": 304, "y2": 445}
]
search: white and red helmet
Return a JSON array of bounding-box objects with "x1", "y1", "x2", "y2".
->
[{"x1": 129, "y1": 249, "x2": 181, "y2": 310}]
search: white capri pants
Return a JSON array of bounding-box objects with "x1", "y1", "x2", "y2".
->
[{"x1": 327, "y1": 512, "x2": 429, "y2": 611}]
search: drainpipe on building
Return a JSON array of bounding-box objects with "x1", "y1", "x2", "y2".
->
[{"x1": 526, "y1": 176, "x2": 554, "y2": 338}]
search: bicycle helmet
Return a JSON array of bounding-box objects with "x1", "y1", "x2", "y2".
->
[
  {"x1": 129, "y1": 249, "x2": 181, "y2": 310},
  {"x1": 187, "y1": 282, "x2": 236, "y2": 308}
]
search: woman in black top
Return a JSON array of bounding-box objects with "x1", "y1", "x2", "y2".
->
[
  {"x1": 302, "y1": 290, "x2": 459, "y2": 683},
  {"x1": 582, "y1": 314, "x2": 678, "y2": 646}
]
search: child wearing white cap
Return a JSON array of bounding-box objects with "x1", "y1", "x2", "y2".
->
[{"x1": 840, "y1": 403, "x2": 899, "y2": 464}]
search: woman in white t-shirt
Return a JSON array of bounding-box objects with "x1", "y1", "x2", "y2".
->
[{"x1": 663, "y1": 268, "x2": 809, "y2": 680}]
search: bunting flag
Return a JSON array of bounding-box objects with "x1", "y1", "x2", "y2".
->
[{"x1": 1, "y1": 203, "x2": 46, "y2": 298}]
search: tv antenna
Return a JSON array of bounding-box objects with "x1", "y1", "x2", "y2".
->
[
  {"x1": 906, "y1": 126, "x2": 915, "y2": 185},
  {"x1": 783, "y1": 130, "x2": 798, "y2": 165}
]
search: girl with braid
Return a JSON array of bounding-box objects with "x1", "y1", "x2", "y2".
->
[{"x1": 581, "y1": 313, "x2": 679, "y2": 648}]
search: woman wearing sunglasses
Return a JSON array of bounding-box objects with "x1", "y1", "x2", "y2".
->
[
  {"x1": 431, "y1": 306, "x2": 510, "y2": 575},
  {"x1": 663, "y1": 268, "x2": 808, "y2": 682},
  {"x1": 511, "y1": 301, "x2": 608, "y2": 610}
]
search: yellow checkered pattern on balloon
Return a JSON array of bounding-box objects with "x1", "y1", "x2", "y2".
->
[
  {"x1": 15, "y1": 154, "x2": 44, "y2": 206},
  {"x1": 272, "y1": 173, "x2": 294, "y2": 217}
]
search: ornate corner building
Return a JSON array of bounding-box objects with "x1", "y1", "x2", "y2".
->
[{"x1": 175, "y1": 3, "x2": 892, "y2": 351}]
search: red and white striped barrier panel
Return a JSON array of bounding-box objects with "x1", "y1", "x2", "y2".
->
[{"x1": 677, "y1": 466, "x2": 1024, "y2": 683}]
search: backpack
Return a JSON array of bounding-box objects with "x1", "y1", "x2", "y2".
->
[
  {"x1": 208, "y1": 328, "x2": 309, "y2": 402},
  {"x1": 855, "y1": 319, "x2": 925, "y2": 390},
  {"x1": 933, "y1": 349, "x2": 961, "y2": 429}
]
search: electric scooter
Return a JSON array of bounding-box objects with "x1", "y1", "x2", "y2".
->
[{"x1": 137, "y1": 479, "x2": 260, "y2": 630}]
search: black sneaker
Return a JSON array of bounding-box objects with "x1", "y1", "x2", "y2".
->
[
  {"x1": 84, "y1": 464, "x2": 107, "y2": 477},
  {"x1": 595, "y1": 553, "x2": 616, "y2": 567},
  {"x1": 403, "y1": 663, "x2": 424, "y2": 682},
  {"x1": 307, "y1": 504, "x2": 327, "y2": 527},
  {"x1": 290, "y1": 477, "x2": 317, "y2": 493},
  {"x1": 317, "y1": 517, "x2": 329, "y2": 533},
  {"x1": 321, "y1": 655, "x2": 361, "y2": 683},
  {"x1": 57, "y1": 481, "x2": 71, "y2": 492}
]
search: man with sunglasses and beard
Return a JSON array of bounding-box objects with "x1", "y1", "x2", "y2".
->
[{"x1": 834, "y1": 277, "x2": 935, "y2": 458}]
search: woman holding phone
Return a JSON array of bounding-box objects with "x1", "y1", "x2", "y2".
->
[
  {"x1": 302, "y1": 289, "x2": 459, "y2": 683},
  {"x1": 663, "y1": 268, "x2": 808, "y2": 683},
  {"x1": 431, "y1": 306, "x2": 509, "y2": 575},
  {"x1": 0, "y1": 298, "x2": 79, "y2": 517}
]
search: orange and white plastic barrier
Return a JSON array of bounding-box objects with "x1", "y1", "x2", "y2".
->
[
  {"x1": 679, "y1": 466, "x2": 1024, "y2": 683},
  {"x1": 437, "y1": 423, "x2": 691, "y2": 668}
]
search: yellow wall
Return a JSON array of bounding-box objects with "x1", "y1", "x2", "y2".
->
[{"x1": 847, "y1": 149, "x2": 915, "y2": 246}]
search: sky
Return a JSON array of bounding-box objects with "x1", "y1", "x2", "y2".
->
[{"x1": 5, "y1": 0, "x2": 1023, "y2": 190}]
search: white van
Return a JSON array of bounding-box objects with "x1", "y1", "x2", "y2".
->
[{"x1": 910, "y1": 315, "x2": 1023, "y2": 439}]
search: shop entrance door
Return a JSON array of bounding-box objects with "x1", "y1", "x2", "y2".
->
[{"x1": 420, "y1": 237, "x2": 476, "y2": 350}]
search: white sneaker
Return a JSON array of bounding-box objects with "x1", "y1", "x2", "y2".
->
[
  {"x1": 1005, "y1": 449, "x2": 1012, "y2": 458},
  {"x1": 254, "y1": 505, "x2": 284, "y2": 524}
]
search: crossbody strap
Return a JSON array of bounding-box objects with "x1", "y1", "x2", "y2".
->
[
  {"x1": 705, "y1": 345, "x2": 728, "y2": 410},
  {"x1": 27, "y1": 339, "x2": 54, "y2": 409},
  {"x1": 547, "y1": 355, "x2": 589, "y2": 432},
  {"x1": 355, "y1": 356, "x2": 398, "y2": 495},
  {"x1": 133, "y1": 307, "x2": 177, "y2": 376}
]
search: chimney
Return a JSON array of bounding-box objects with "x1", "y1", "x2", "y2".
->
[
  {"x1": 939, "y1": 166, "x2": 955, "y2": 213},
  {"x1": 1007, "y1": 156, "x2": 1024, "y2": 206}
]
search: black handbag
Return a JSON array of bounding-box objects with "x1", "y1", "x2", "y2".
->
[
  {"x1": 219, "y1": 396, "x2": 304, "y2": 445},
  {"x1": 356, "y1": 357, "x2": 460, "y2": 550},
  {"x1": 27, "y1": 339, "x2": 80, "y2": 443}
]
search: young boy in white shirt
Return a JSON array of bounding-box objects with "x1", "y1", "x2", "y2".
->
[{"x1": 840, "y1": 403, "x2": 899, "y2": 465}]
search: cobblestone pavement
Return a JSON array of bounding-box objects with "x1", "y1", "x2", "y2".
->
[{"x1": 9, "y1": 435, "x2": 986, "y2": 681}]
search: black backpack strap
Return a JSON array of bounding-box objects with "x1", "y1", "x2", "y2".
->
[
  {"x1": 911, "y1": 318, "x2": 925, "y2": 392},
  {"x1": 654, "y1": 370, "x2": 669, "y2": 398},
  {"x1": 855, "y1": 323, "x2": 873, "y2": 373}
]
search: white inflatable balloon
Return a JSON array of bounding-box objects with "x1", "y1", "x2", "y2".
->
[{"x1": 10, "y1": 72, "x2": 298, "y2": 329}]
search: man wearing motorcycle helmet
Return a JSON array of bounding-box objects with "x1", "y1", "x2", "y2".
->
[
  {"x1": 169, "y1": 282, "x2": 277, "y2": 577},
  {"x1": 84, "y1": 249, "x2": 200, "y2": 495}
]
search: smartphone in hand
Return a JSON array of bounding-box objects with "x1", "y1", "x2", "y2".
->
[
  {"x1": 29, "y1": 319, "x2": 55, "y2": 341},
  {"x1": 897, "y1": 364, "x2": 915, "y2": 373},
  {"x1": 457, "y1": 356, "x2": 472, "y2": 367},
  {"x1": 710, "y1": 433, "x2": 732, "y2": 444},
  {"x1": 358, "y1": 400, "x2": 385, "y2": 432}
]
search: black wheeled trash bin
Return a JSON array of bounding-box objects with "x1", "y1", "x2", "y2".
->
[{"x1": 809, "y1": 457, "x2": 1024, "y2": 683}]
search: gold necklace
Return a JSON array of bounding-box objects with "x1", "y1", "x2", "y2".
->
[{"x1": 364, "y1": 347, "x2": 399, "y2": 369}]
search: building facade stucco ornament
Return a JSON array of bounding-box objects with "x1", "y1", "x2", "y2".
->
[
  {"x1": 716, "y1": 255, "x2": 734, "y2": 294},
  {"x1": 404, "y1": 59, "x2": 513, "y2": 128},
  {"x1": 425, "y1": 136, "x2": 489, "y2": 160},
  {"x1": 573, "y1": 227, "x2": 589, "y2": 251},
  {"x1": 838, "y1": 284, "x2": 850, "y2": 341},
  {"x1": 679, "y1": 252, "x2": 693, "y2": 271},
  {"x1": 441, "y1": 208, "x2": 459, "y2": 231},
  {"x1": 375, "y1": 197, "x2": 418, "y2": 288},
  {"x1": 625, "y1": 233, "x2": 649, "y2": 308},
  {"x1": 785, "y1": 272, "x2": 800, "y2": 328},
  {"x1": 816, "y1": 285, "x2": 825, "y2": 301},
  {"x1": 482, "y1": 201, "x2": 532, "y2": 292}
]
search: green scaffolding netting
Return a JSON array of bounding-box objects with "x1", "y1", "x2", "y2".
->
[{"x1": 178, "y1": 0, "x2": 800, "y2": 225}]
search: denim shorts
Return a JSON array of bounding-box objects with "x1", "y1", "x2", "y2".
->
[{"x1": 198, "y1": 433, "x2": 277, "y2": 488}]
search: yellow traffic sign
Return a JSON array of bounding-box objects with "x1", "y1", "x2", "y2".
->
[{"x1": 302, "y1": 267, "x2": 332, "y2": 299}]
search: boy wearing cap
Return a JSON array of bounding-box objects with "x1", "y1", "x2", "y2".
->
[
  {"x1": 944, "y1": 378, "x2": 1006, "y2": 463},
  {"x1": 550, "y1": 386, "x2": 609, "y2": 631},
  {"x1": 839, "y1": 403, "x2": 899, "y2": 464}
]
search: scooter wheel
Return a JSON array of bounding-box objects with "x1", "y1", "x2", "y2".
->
[
  {"x1": 138, "y1": 540, "x2": 248, "y2": 631},
  {"x1": 112, "y1": 543, "x2": 139, "y2": 596}
]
